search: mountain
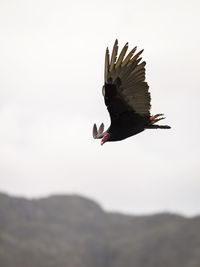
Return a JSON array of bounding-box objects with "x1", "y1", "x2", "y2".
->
[{"x1": 0, "y1": 192, "x2": 200, "y2": 267}]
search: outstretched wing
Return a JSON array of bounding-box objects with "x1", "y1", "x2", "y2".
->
[{"x1": 103, "y1": 39, "x2": 151, "y2": 122}]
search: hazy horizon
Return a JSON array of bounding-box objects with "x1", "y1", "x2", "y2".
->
[{"x1": 1, "y1": 190, "x2": 199, "y2": 218}]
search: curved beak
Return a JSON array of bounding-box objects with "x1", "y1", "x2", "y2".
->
[{"x1": 101, "y1": 140, "x2": 104, "y2": 145}]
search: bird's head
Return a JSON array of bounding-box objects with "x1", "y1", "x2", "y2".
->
[{"x1": 101, "y1": 133, "x2": 110, "y2": 145}]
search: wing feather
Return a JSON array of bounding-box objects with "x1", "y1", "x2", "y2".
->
[
  {"x1": 93, "y1": 124, "x2": 98, "y2": 138},
  {"x1": 119, "y1": 58, "x2": 142, "y2": 81},
  {"x1": 115, "y1": 42, "x2": 128, "y2": 69},
  {"x1": 127, "y1": 50, "x2": 144, "y2": 67},
  {"x1": 104, "y1": 48, "x2": 110, "y2": 83},
  {"x1": 109, "y1": 39, "x2": 118, "y2": 72},
  {"x1": 104, "y1": 41, "x2": 151, "y2": 117},
  {"x1": 93, "y1": 123, "x2": 105, "y2": 139},
  {"x1": 98, "y1": 123, "x2": 104, "y2": 135},
  {"x1": 121, "y1": 46, "x2": 137, "y2": 67}
]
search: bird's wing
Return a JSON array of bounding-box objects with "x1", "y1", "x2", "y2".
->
[
  {"x1": 103, "y1": 39, "x2": 151, "y2": 121},
  {"x1": 93, "y1": 123, "x2": 105, "y2": 139}
]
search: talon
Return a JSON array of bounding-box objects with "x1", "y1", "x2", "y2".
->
[{"x1": 149, "y1": 114, "x2": 165, "y2": 125}]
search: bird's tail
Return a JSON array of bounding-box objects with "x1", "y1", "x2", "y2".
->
[
  {"x1": 146, "y1": 125, "x2": 171, "y2": 129},
  {"x1": 146, "y1": 114, "x2": 171, "y2": 129}
]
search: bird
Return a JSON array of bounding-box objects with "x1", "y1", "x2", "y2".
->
[{"x1": 93, "y1": 39, "x2": 171, "y2": 145}]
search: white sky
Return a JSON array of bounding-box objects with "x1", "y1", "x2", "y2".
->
[{"x1": 0, "y1": 0, "x2": 200, "y2": 216}]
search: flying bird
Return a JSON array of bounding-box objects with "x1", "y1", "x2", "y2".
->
[{"x1": 93, "y1": 40, "x2": 171, "y2": 145}]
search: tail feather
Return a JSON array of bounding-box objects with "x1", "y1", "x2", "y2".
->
[
  {"x1": 148, "y1": 113, "x2": 170, "y2": 129},
  {"x1": 153, "y1": 117, "x2": 165, "y2": 123},
  {"x1": 146, "y1": 125, "x2": 171, "y2": 129}
]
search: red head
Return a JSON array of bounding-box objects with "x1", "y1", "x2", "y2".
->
[{"x1": 101, "y1": 133, "x2": 110, "y2": 145}]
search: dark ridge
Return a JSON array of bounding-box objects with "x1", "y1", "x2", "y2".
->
[{"x1": 0, "y1": 192, "x2": 199, "y2": 267}]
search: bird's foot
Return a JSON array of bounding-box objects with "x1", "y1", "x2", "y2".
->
[{"x1": 149, "y1": 114, "x2": 165, "y2": 125}]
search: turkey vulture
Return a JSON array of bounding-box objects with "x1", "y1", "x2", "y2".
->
[{"x1": 93, "y1": 40, "x2": 170, "y2": 145}]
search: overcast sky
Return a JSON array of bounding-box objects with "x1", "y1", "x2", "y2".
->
[{"x1": 0, "y1": 0, "x2": 200, "y2": 216}]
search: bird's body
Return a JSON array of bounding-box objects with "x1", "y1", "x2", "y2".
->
[
  {"x1": 108, "y1": 111, "x2": 148, "y2": 141},
  {"x1": 93, "y1": 40, "x2": 170, "y2": 145}
]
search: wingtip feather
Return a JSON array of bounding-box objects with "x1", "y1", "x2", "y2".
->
[
  {"x1": 98, "y1": 123, "x2": 104, "y2": 135},
  {"x1": 93, "y1": 123, "x2": 98, "y2": 138}
]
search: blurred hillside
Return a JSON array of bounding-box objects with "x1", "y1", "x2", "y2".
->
[{"x1": 0, "y1": 192, "x2": 200, "y2": 267}]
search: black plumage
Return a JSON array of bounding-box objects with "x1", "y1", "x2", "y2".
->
[{"x1": 93, "y1": 40, "x2": 170, "y2": 145}]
